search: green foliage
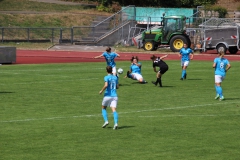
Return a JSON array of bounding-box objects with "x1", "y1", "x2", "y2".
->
[
  {"x1": 212, "y1": 6, "x2": 228, "y2": 18},
  {"x1": 0, "y1": 61, "x2": 240, "y2": 159},
  {"x1": 204, "y1": 5, "x2": 228, "y2": 18}
]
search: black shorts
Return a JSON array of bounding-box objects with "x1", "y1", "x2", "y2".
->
[{"x1": 159, "y1": 66, "x2": 168, "y2": 74}]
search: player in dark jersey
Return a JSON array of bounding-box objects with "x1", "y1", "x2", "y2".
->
[{"x1": 150, "y1": 54, "x2": 169, "y2": 87}]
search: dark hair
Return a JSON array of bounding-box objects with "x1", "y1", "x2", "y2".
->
[
  {"x1": 131, "y1": 56, "x2": 139, "y2": 62},
  {"x1": 106, "y1": 66, "x2": 112, "y2": 73},
  {"x1": 106, "y1": 47, "x2": 111, "y2": 52},
  {"x1": 150, "y1": 55, "x2": 157, "y2": 60}
]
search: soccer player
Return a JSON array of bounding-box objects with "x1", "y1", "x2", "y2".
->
[
  {"x1": 213, "y1": 51, "x2": 231, "y2": 101},
  {"x1": 99, "y1": 66, "x2": 119, "y2": 130},
  {"x1": 124, "y1": 56, "x2": 147, "y2": 84},
  {"x1": 151, "y1": 54, "x2": 169, "y2": 87},
  {"x1": 179, "y1": 43, "x2": 194, "y2": 80},
  {"x1": 94, "y1": 47, "x2": 120, "y2": 76}
]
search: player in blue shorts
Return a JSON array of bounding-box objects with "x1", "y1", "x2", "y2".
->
[
  {"x1": 213, "y1": 51, "x2": 231, "y2": 101},
  {"x1": 151, "y1": 54, "x2": 169, "y2": 87},
  {"x1": 99, "y1": 66, "x2": 119, "y2": 130},
  {"x1": 124, "y1": 56, "x2": 147, "y2": 84},
  {"x1": 179, "y1": 43, "x2": 194, "y2": 80},
  {"x1": 94, "y1": 47, "x2": 120, "y2": 76}
]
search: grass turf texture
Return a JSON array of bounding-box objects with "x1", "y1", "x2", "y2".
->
[{"x1": 0, "y1": 60, "x2": 240, "y2": 160}]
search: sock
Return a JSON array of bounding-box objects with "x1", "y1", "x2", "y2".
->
[
  {"x1": 216, "y1": 86, "x2": 223, "y2": 97},
  {"x1": 141, "y1": 80, "x2": 147, "y2": 84},
  {"x1": 215, "y1": 85, "x2": 218, "y2": 95},
  {"x1": 155, "y1": 78, "x2": 160, "y2": 84},
  {"x1": 113, "y1": 111, "x2": 118, "y2": 125},
  {"x1": 127, "y1": 73, "x2": 133, "y2": 79},
  {"x1": 102, "y1": 109, "x2": 108, "y2": 122},
  {"x1": 159, "y1": 78, "x2": 162, "y2": 87},
  {"x1": 181, "y1": 70, "x2": 186, "y2": 78}
]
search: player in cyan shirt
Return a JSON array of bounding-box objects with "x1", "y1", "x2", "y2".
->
[
  {"x1": 94, "y1": 47, "x2": 120, "y2": 76},
  {"x1": 213, "y1": 51, "x2": 231, "y2": 101},
  {"x1": 99, "y1": 66, "x2": 119, "y2": 130},
  {"x1": 179, "y1": 43, "x2": 193, "y2": 80},
  {"x1": 125, "y1": 56, "x2": 147, "y2": 84}
]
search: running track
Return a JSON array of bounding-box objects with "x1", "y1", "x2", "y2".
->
[{"x1": 16, "y1": 50, "x2": 240, "y2": 64}]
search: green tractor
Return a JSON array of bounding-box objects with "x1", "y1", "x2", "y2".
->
[{"x1": 142, "y1": 15, "x2": 191, "y2": 52}]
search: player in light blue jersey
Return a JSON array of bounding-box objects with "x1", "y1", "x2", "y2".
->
[
  {"x1": 99, "y1": 66, "x2": 119, "y2": 130},
  {"x1": 94, "y1": 47, "x2": 120, "y2": 75},
  {"x1": 124, "y1": 56, "x2": 147, "y2": 84},
  {"x1": 213, "y1": 51, "x2": 231, "y2": 101},
  {"x1": 179, "y1": 43, "x2": 194, "y2": 80}
]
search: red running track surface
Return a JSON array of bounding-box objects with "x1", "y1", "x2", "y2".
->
[{"x1": 16, "y1": 50, "x2": 240, "y2": 64}]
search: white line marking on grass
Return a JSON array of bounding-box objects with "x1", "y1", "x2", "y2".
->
[
  {"x1": 1, "y1": 102, "x2": 239, "y2": 123},
  {"x1": 0, "y1": 78, "x2": 98, "y2": 85}
]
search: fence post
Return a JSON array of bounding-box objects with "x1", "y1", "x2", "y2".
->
[
  {"x1": 52, "y1": 28, "x2": 54, "y2": 43},
  {"x1": 1, "y1": 28, "x2": 3, "y2": 42},
  {"x1": 27, "y1": 28, "x2": 30, "y2": 42},
  {"x1": 71, "y1": 27, "x2": 73, "y2": 44},
  {"x1": 59, "y1": 28, "x2": 62, "y2": 44}
]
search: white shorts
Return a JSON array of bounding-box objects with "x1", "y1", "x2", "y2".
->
[
  {"x1": 131, "y1": 73, "x2": 143, "y2": 81},
  {"x1": 102, "y1": 97, "x2": 118, "y2": 108},
  {"x1": 215, "y1": 75, "x2": 225, "y2": 83},
  {"x1": 181, "y1": 60, "x2": 190, "y2": 66},
  {"x1": 112, "y1": 67, "x2": 116, "y2": 74}
]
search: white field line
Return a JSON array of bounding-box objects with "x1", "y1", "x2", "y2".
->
[
  {"x1": 1, "y1": 102, "x2": 238, "y2": 123},
  {"x1": 0, "y1": 78, "x2": 98, "y2": 85}
]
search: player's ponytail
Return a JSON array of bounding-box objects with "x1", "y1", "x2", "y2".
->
[
  {"x1": 106, "y1": 47, "x2": 111, "y2": 53},
  {"x1": 219, "y1": 51, "x2": 224, "y2": 58},
  {"x1": 150, "y1": 55, "x2": 156, "y2": 60}
]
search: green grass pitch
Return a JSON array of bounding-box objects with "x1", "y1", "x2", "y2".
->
[{"x1": 0, "y1": 60, "x2": 240, "y2": 160}]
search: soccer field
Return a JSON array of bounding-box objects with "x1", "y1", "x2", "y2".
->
[{"x1": 1, "y1": 60, "x2": 240, "y2": 160}]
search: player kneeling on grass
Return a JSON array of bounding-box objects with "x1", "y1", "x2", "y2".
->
[
  {"x1": 124, "y1": 56, "x2": 147, "y2": 84},
  {"x1": 99, "y1": 66, "x2": 119, "y2": 130}
]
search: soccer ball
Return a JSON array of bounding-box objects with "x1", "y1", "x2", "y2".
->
[{"x1": 118, "y1": 68, "x2": 123, "y2": 74}]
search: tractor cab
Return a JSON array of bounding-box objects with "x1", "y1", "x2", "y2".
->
[{"x1": 162, "y1": 15, "x2": 186, "y2": 42}]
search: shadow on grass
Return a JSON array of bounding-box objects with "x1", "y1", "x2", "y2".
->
[
  {"x1": 186, "y1": 78, "x2": 202, "y2": 80},
  {"x1": 224, "y1": 98, "x2": 240, "y2": 100},
  {"x1": 0, "y1": 91, "x2": 14, "y2": 94},
  {"x1": 105, "y1": 126, "x2": 135, "y2": 130}
]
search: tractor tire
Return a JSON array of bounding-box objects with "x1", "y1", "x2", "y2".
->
[
  {"x1": 228, "y1": 46, "x2": 238, "y2": 54},
  {"x1": 143, "y1": 41, "x2": 155, "y2": 51},
  {"x1": 169, "y1": 35, "x2": 190, "y2": 52},
  {"x1": 216, "y1": 44, "x2": 227, "y2": 54}
]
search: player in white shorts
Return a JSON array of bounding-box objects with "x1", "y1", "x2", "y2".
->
[
  {"x1": 124, "y1": 56, "x2": 147, "y2": 84},
  {"x1": 179, "y1": 43, "x2": 193, "y2": 80},
  {"x1": 213, "y1": 51, "x2": 231, "y2": 101},
  {"x1": 99, "y1": 66, "x2": 119, "y2": 130}
]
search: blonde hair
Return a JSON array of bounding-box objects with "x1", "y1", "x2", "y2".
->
[{"x1": 219, "y1": 50, "x2": 225, "y2": 58}]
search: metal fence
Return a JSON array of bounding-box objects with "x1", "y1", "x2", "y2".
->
[{"x1": 0, "y1": 5, "x2": 136, "y2": 45}]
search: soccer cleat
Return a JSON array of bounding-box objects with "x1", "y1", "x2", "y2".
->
[
  {"x1": 127, "y1": 71, "x2": 131, "y2": 78},
  {"x1": 102, "y1": 121, "x2": 109, "y2": 128},
  {"x1": 152, "y1": 81, "x2": 157, "y2": 86},
  {"x1": 113, "y1": 124, "x2": 118, "y2": 130},
  {"x1": 180, "y1": 78, "x2": 183, "y2": 80},
  {"x1": 219, "y1": 96, "x2": 225, "y2": 101},
  {"x1": 215, "y1": 94, "x2": 220, "y2": 100}
]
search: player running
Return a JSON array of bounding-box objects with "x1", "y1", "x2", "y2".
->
[
  {"x1": 213, "y1": 51, "x2": 231, "y2": 101},
  {"x1": 99, "y1": 66, "x2": 119, "y2": 130}
]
